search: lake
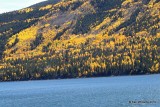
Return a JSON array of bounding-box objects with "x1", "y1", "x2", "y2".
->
[{"x1": 0, "y1": 75, "x2": 160, "y2": 107}]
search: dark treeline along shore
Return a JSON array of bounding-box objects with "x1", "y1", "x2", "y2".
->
[{"x1": 0, "y1": 0, "x2": 159, "y2": 81}]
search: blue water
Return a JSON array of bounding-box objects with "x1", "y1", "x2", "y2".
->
[{"x1": 0, "y1": 75, "x2": 160, "y2": 107}]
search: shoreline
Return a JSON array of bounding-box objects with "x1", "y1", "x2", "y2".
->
[{"x1": 0, "y1": 73, "x2": 159, "y2": 83}]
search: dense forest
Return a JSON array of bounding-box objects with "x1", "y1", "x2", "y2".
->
[{"x1": 0, "y1": 0, "x2": 159, "y2": 81}]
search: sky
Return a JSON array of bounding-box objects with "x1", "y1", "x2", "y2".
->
[{"x1": 0, "y1": 0, "x2": 46, "y2": 13}]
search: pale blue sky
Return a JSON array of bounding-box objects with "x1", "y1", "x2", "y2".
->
[{"x1": 0, "y1": 0, "x2": 46, "y2": 13}]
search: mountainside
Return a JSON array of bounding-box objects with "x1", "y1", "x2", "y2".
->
[{"x1": 0, "y1": 0, "x2": 159, "y2": 81}]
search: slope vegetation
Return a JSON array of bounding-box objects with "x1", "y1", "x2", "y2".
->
[{"x1": 0, "y1": 0, "x2": 159, "y2": 81}]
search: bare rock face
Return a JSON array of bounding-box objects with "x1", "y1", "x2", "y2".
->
[{"x1": 142, "y1": 0, "x2": 150, "y2": 4}]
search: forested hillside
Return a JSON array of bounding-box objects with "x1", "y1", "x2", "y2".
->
[{"x1": 0, "y1": 0, "x2": 159, "y2": 81}]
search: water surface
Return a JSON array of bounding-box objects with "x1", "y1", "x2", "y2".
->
[{"x1": 0, "y1": 75, "x2": 160, "y2": 107}]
